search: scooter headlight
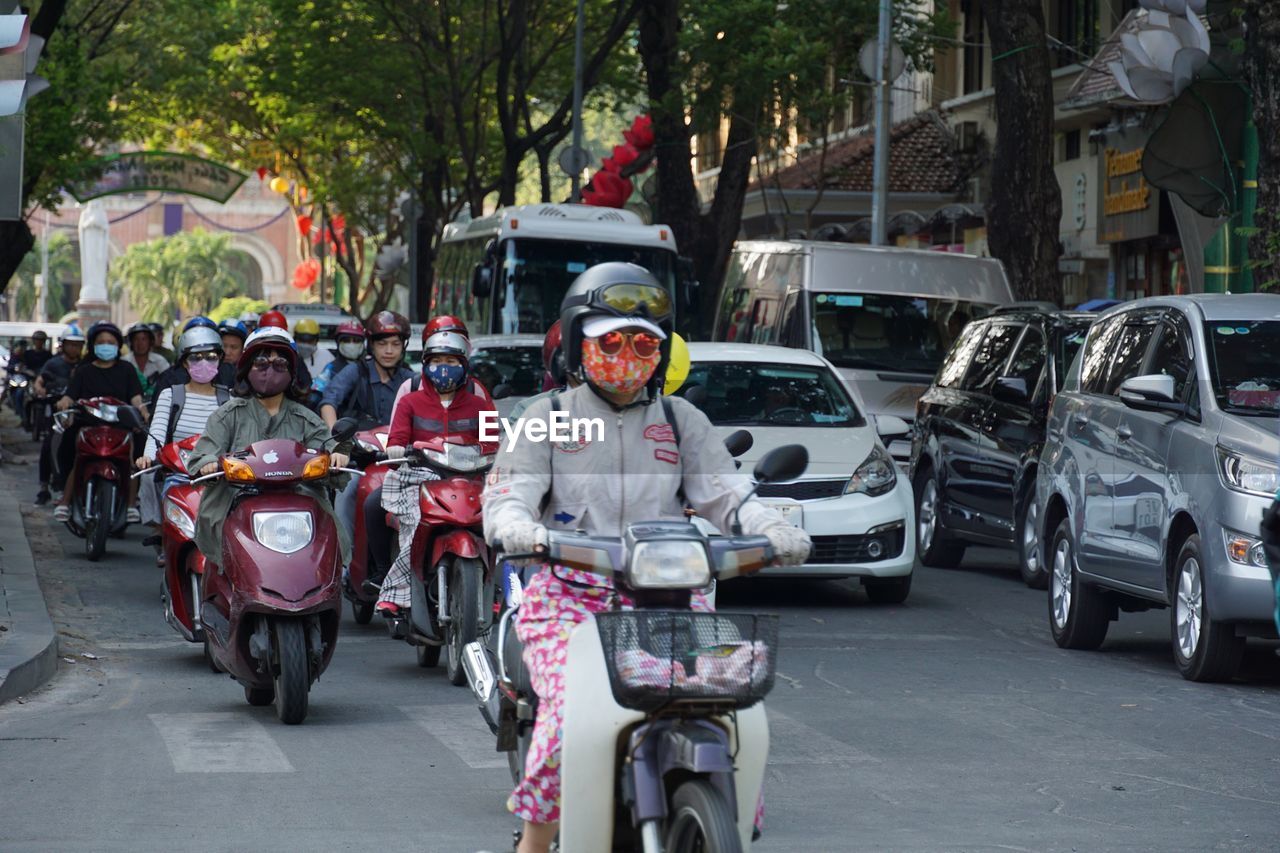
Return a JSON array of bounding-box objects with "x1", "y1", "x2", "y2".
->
[
  {"x1": 252, "y1": 511, "x2": 313, "y2": 554},
  {"x1": 163, "y1": 497, "x2": 196, "y2": 539},
  {"x1": 425, "y1": 444, "x2": 494, "y2": 472},
  {"x1": 626, "y1": 540, "x2": 712, "y2": 590}
]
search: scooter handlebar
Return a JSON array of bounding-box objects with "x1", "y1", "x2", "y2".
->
[{"x1": 191, "y1": 471, "x2": 225, "y2": 484}]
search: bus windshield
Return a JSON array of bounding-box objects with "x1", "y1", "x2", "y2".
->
[{"x1": 501, "y1": 239, "x2": 678, "y2": 333}]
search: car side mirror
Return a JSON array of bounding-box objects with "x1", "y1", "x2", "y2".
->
[
  {"x1": 471, "y1": 263, "x2": 492, "y2": 299},
  {"x1": 992, "y1": 376, "x2": 1029, "y2": 405},
  {"x1": 723, "y1": 429, "x2": 753, "y2": 458},
  {"x1": 491, "y1": 383, "x2": 513, "y2": 400},
  {"x1": 331, "y1": 417, "x2": 359, "y2": 442},
  {"x1": 1118, "y1": 374, "x2": 1185, "y2": 413},
  {"x1": 874, "y1": 414, "x2": 910, "y2": 441},
  {"x1": 753, "y1": 444, "x2": 808, "y2": 484}
]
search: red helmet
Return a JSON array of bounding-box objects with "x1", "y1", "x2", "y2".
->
[
  {"x1": 258, "y1": 310, "x2": 288, "y2": 330},
  {"x1": 335, "y1": 321, "x2": 367, "y2": 340},
  {"x1": 366, "y1": 310, "x2": 410, "y2": 341},
  {"x1": 542, "y1": 320, "x2": 566, "y2": 385},
  {"x1": 425, "y1": 314, "x2": 468, "y2": 341}
]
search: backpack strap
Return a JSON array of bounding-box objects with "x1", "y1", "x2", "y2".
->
[
  {"x1": 411, "y1": 374, "x2": 421, "y2": 393},
  {"x1": 660, "y1": 396, "x2": 688, "y2": 506},
  {"x1": 215, "y1": 385, "x2": 231, "y2": 406},
  {"x1": 164, "y1": 384, "x2": 186, "y2": 447}
]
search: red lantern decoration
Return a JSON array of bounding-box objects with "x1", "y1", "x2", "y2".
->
[
  {"x1": 623, "y1": 114, "x2": 654, "y2": 150},
  {"x1": 582, "y1": 170, "x2": 633, "y2": 208},
  {"x1": 296, "y1": 215, "x2": 313, "y2": 237},
  {"x1": 601, "y1": 156, "x2": 619, "y2": 173},
  {"x1": 291, "y1": 259, "x2": 321, "y2": 290},
  {"x1": 611, "y1": 144, "x2": 639, "y2": 170}
]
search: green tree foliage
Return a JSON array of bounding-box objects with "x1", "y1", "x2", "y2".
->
[
  {"x1": 8, "y1": 233, "x2": 78, "y2": 321},
  {"x1": 110, "y1": 230, "x2": 247, "y2": 324},
  {"x1": 209, "y1": 296, "x2": 268, "y2": 324}
]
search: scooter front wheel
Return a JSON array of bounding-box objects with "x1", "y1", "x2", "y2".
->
[
  {"x1": 445, "y1": 558, "x2": 481, "y2": 686},
  {"x1": 85, "y1": 478, "x2": 113, "y2": 562},
  {"x1": 351, "y1": 598, "x2": 374, "y2": 625},
  {"x1": 272, "y1": 619, "x2": 310, "y2": 725},
  {"x1": 664, "y1": 779, "x2": 743, "y2": 853}
]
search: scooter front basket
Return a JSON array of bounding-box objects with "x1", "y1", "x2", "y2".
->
[{"x1": 595, "y1": 611, "x2": 778, "y2": 713}]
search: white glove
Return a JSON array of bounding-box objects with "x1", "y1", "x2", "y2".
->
[
  {"x1": 386, "y1": 445, "x2": 407, "y2": 460},
  {"x1": 764, "y1": 523, "x2": 811, "y2": 567},
  {"x1": 501, "y1": 520, "x2": 548, "y2": 555}
]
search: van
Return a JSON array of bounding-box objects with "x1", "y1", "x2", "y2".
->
[{"x1": 711, "y1": 241, "x2": 1014, "y2": 451}]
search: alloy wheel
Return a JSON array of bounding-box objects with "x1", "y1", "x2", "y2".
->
[
  {"x1": 1022, "y1": 497, "x2": 1040, "y2": 575},
  {"x1": 918, "y1": 479, "x2": 937, "y2": 554},
  {"x1": 1051, "y1": 538, "x2": 1072, "y2": 630},
  {"x1": 1175, "y1": 557, "x2": 1203, "y2": 660}
]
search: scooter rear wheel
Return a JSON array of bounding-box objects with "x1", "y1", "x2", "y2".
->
[
  {"x1": 272, "y1": 619, "x2": 310, "y2": 725},
  {"x1": 244, "y1": 685, "x2": 274, "y2": 706},
  {"x1": 351, "y1": 598, "x2": 374, "y2": 625},
  {"x1": 664, "y1": 779, "x2": 743, "y2": 853}
]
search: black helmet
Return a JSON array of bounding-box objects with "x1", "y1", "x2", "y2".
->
[
  {"x1": 126, "y1": 322, "x2": 155, "y2": 344},
  {"x1": 559, "y1": 262, "x2": 673, "y2": 396},
  {"x1": 86, "y1": 321, "x2": 124, "y2": 347}
]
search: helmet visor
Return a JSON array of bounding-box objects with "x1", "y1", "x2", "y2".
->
[{"x1": 597, "y1": 283, "x2": 672, "y2": 320}]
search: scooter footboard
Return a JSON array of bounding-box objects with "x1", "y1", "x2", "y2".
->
[{"x1": 559, "y1": 622, "x2": 769, "y2": 853}]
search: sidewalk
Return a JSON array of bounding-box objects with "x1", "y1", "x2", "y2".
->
[{"x1": 0, "y1": 419, "x2": 58, "y2": 704}]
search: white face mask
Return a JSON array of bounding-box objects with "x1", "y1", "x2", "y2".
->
[{"x1": 338, "y1": 341, "x2": 365, "y2": 361}]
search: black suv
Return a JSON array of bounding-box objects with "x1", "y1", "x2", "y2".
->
[{"x1": 908, "y1": 305, "x2": 1094, "y2": 586}]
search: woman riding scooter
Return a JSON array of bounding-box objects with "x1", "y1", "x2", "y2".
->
[
  {"x1": 482, "y1": 263, "x2": 812, "y2": 853},
  {"x1": 188, "y1": 327, "x2": 351, "y2": 572}
]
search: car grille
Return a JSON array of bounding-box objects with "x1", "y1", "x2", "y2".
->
[
  {"x1": 757, "y1": 479, "x2": 847, "y2": 500},
  {"x1": 807, "y1": 526, "x2": 906, "y2": 564}
]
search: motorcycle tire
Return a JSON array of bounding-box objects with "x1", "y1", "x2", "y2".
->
[
  {"x1": 416, "y1": 642, "x2": 441, "y2": 668},
  {"x1": 203, "y1": 635, "x2": 221, "y2": 673},
  {"x1": 351, "y1": 598, "x2": 374, "y2": 626},
  {"x1": 85, "y1": 478, "x2": 113, "y2": 562},
  {"x1": 664, "y1": 779, "x2": 743, "y2": 853},
  {"x1": 272, "y1": 619, "x2": 310, "y2": 725},
  {"x1": 244, "y1": 685, "x2": 274, "y2": 706},
  {"x1": 445, "y1": 558, "x2": 482, "y2": 686}
]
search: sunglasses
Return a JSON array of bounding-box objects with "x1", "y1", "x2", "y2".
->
[
  {"x1": 597, "y1": 330, "x2": 662, "y2": 359},
  {"x1": 598, "y1": 283, "x2": 672, "y2": 319},
  {"x1": 251, "y1": 355, "x2": 291, "y2": 371},
  {"x1": 187, "y1": 352, "x2": 221, "y2": 363}
]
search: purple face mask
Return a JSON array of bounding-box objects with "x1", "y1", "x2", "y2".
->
[
  {"x1": 187, "y1": 359, "x2": 219, "y2": 384},
  {"x1": 248, "y1": 364, "x2": 292, "y2": 397}
]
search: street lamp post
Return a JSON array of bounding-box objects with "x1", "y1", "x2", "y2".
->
[
  {"x1": 870, "y1": 0, "x2": 892, "y2": 246},
  {"x1": 569, "y1": 0, "x2": 586, "y2": 202}
]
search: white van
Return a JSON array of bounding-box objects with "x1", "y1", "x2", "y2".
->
[{"x1": 711, "y1": 241, "x2": 1014, "y2": 450}]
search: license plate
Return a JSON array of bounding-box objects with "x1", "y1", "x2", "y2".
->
[{"x1": 767, "y1": 502, "x2": 804, "y2": 526}]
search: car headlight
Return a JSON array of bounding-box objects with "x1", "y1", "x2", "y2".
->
[
  {"x1": 252, "y1": 511, "x2": 313, "y2": 554},
  {"x1": 1223, "y1": 530, "x2": 1269, "y2": 569},
  {"x1": 1216, "y1": 447, "x2": 1280, "y2": 498},
  {"x1": 163, "y1": 498, "x2": 196, "y2": 539},
  {"x1": 627, "y1": 540, "x2": 712, "y2": 589},
  {"x1": 846, "y1": 444, "x2": 897, "y2": 497}
]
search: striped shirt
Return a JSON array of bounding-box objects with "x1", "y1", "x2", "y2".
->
[{"x1": 145, "y1": 386, "x2": 223, "y2": 458}]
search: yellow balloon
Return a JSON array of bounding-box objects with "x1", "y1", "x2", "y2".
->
[
  {"x1": 269, "y1": 176, "x2": 290, "y2": 194},
  {"x1": 664, "y1": 332, "x2": 690, "y2": 395}
]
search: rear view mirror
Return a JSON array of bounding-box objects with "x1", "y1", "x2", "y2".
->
[
  {"x1": 682, "y1": 384, "x2": 708, "y2": 408},
  {"x1": 471, "y1": 263, "x2": 492, "y2": 299},
  {"x1": 723, "y1": 429, "x2": 753, "y2": 458},
  {"x1": 1118, "y1": 374, "x2": 1184, "y2": 413},
  {"x1": 331, "y1": 417, "x2": 359, "y2": 443},
  {"x1": 992, "y1": 376, "x2": 1029, "y2": 405},
  {"x1": 117, "y1": 405, "x2": 145, "y2": 432},
  {"x1": 753, "y1": 444, "x2": 808, "y2": 484},
  {"x1": 492, "y1": 383, "x2": 513, "y2": 400},
  {"x1": 874, "y1": 414, "x2": 910, "y2": 441}
]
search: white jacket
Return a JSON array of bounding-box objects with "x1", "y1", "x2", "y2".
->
[{"x1": 482, "y1": 384, "x2": 789, "y2": 541}]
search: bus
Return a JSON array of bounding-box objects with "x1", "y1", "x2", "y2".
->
[{"x1": 434, "y1": 203, "x2": 687, "y2": 335}]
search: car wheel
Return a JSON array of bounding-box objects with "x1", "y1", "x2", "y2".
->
[
  {"x1": 1048, "y1": 517, "x2": 1109, "y2": 650},
  {"x1": 914, "y1": 468, "x2": 965, "y2": 568},
  {"x1": 1170, "y1": 535, "x2": 1243, "y2": 682},
  {"x1": 864, "y1": 573, "x2": 912, "y2": 605},
  {"x1": 1017, "y1": 488, "x2": 1048, "y2": 589}
]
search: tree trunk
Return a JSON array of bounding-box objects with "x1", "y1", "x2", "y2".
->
[
  {"x1": 981, "y1": 0, "x2": 1062, "y2": 303},
  {"x1": 1244, "y1": 0, "x2": 1280, "y2": 290},
  {"x1": 0, "y1": 222, "x2": 35, "y2": 300},
  {"x1": 695, "y1": 108, "x2": 758, "y2": 329}
]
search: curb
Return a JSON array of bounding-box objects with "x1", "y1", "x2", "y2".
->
[{"x1": 0, "y1": 478, "x2": 58, "y2": 704}]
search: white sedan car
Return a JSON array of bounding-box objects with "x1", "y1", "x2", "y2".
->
[{"x1": 685, "y1": 343, "x2": 916, "y2": 603}]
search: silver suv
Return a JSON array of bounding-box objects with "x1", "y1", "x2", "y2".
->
[{"x1": 1037, "y1": 294, "x2": 1280, "y2": 682}]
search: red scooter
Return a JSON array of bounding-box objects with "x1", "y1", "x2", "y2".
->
[
  {"x1": 344, "y1": 425, "x2": 393, "y2": 625},
  {"x1": 54, "y1": 396, "x2": 144, "y2": 561},
  {"x1": 383, "y1": 435, "x2": 499, "y2": 685},
  {"x1": 134, "y1": 435, "x2": 208, "y2": 653},
  {"x1": 197, "y1": 431, "x2": 357, "y2": 724}
]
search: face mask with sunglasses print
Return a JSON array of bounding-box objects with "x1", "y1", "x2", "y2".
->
[
  {"x1": 581, "y1": 330, "x2": 661, "y2": 396},
  {"x1": 247, "y1": 354, "x2": 293, "y2": 397}
]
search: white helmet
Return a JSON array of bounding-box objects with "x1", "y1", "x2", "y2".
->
[
  {"x1": 422, "y1": 330, "x2": 470, "y2": 363},
  {"x1": 61, "y1": 324, "x2": 86, "y2": 343}
]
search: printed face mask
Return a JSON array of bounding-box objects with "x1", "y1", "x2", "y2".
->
[
  {"x1": 94, "y1": 343, "x2": 119, "y2": 362},
  {"x1": 338, "y1": 341, "x2": 365, "y2": 361},
  {"x1": 248, "y1": 364, "x2": 292, "y2": 397},
  {"x1": 581, "y1": 336, "x2": 659, "y2": 396},
  {"x1": 187, "y1": 359, "x2": 220, "y2": 384},
  {"x1": 426, "y1": 361, "x2": 467, "y2": 393}
]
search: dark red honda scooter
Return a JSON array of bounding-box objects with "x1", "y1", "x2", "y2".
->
[
  {"x1": 55, "y1": 396, "x2": 145, "y2": 561},
  {"x1": 383, "y1": 435, "x2": 499, "y2": 685},
  {"x1": 197, "y1": 430, "x2": 357, "y2": 724},
  {"x1": 134, "y1": 435, "x2": 209, "y2": 655},
  {"x1": 344, "y1": 425, "x2": 393, "y2": 625}
]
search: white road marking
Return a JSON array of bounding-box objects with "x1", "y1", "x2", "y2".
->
[
  {"x1": 149, "y1": 713, "x2": 295, "y2": 773},
  {"x1": 400, "y1": 704, "x2": 509, "y2": 770},
  {"x1": 766, "y1": 709, "x2": 878, "y2": 765}
]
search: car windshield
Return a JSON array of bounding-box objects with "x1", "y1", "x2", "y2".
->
[
  {"x1": 1056, "y1": 321, "x2": 1092, "y2": 387},
  {"x1": 468, "y1": 345, "x2": 544, "y2": 397},
  {"x1": 1204, "y1": 320, "x2": 1280, "y2": 415},
  {"x1": 502, "y1": 239, "x2": 678, "y2": 333},
  {"x1": 684, "y1": 362, "x2": 865, "y2": 427},
  {"x1": 810, "y1": 293, "x2": 996, "y2": 374}
]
